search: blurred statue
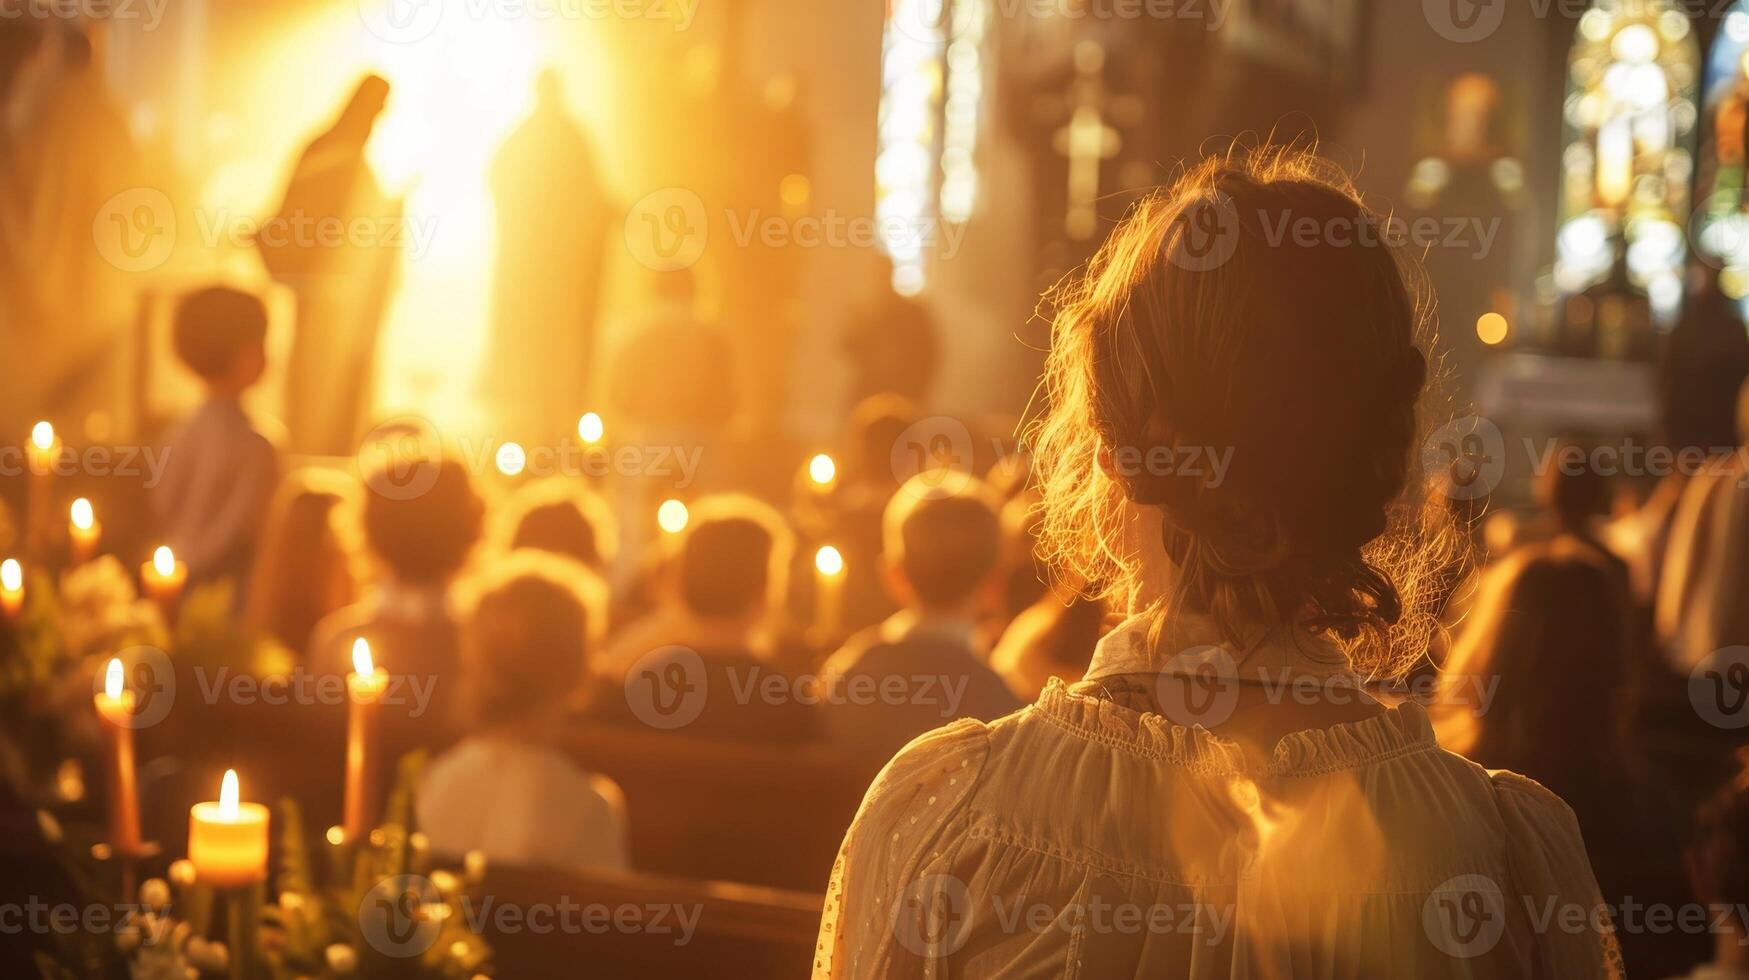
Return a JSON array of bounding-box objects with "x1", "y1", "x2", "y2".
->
[
  {"x1": 484, "y1": 69, "x2": 613, "y2": 444},
  {"x1": 259, "y1": 75, "x2": 401, "y2": 455}
]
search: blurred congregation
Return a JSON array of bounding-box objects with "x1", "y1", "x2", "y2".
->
[{"x1": 5, "y1": 0, "x2": 1749, "y2": 978}]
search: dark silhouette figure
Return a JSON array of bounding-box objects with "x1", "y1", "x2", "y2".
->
[
  {"x1": 485, "y1": 70, "x2": 613, "y2": 443},
  {"x1": 260, "y1": 75, "x2": 401, "y2": 455}
]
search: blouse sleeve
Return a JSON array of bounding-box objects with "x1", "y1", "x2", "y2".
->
[
  {"x1": 813, "y1": 719, "x2": 992, "y2": 980},
  {"x1": 1490, "y1": 771, "x2": 1624, "y2": 979}
]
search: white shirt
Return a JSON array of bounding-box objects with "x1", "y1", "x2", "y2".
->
[{"x1": 417, "y1": 736, "x2": 630, "y2": 874}]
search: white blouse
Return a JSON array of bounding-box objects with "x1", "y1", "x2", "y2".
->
[{"x1": 814, "y1": 617, "x2": 1622, "y2": 978}]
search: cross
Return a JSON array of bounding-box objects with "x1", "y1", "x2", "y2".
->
[{"x1": 1052, "y1": 41, "x2": 1123, "y2": 240}]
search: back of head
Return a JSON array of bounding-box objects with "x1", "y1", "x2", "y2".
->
[
  {"x1": 174, "y1": 286, "x2": 268, "y2": 383},
  {"x1": 465, "y1": 552, "x2": 605, "y2": 726},
  {"x1": 504, "y1": 478, "x2": 615, "y2": 571},
  {"x1": 883, "y1": 473, "x2": 1004, "y2": 611},
  {"x1": 1534, "y1": 440, "x2": 1612, "y2": 533},
  {"x1": 1031, "y1": 144, "x2": 1452, "y2": 673},
  {"x1": 849, "y1": 393, "x2": 922, "y2": 488},
  {"x1": 676, "y1": 496, "x2": 793, "y2": 621},
  {"x1": 1440, "y1": 539, "x2": 1634, "y2": 769},
  {"x1": 361, "y1": 457, "x2": 483, "y2": 586},
  {"x1": 248, "y1": 468, "x2": 359, "y2": 650}
]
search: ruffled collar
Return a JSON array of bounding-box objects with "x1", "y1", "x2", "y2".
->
[
  {"x1": 1034, "y1": 677, "x2": 1439, "y2": 776},
  {"x1": 1086, "y1": 612, "x2": 1354, "y2": 684}
]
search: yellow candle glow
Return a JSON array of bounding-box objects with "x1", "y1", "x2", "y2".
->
[
  {"x1": 577, "y1": 411, "x2": 605, "y2": 445},
  {"x1": 343, "y1": 638, "x2": 388, "y2": 840},
  {"x1": 807, "y1": 453, "x2": 837, "y2": 489},
  {"x1": 188, "y1": 769, "x2": 269, "y2": 887},
  {"x1": 94, "y1": 659, "x2": 141, "y2": 855},
  {"x1": 140, "y1": 546, "x2": 187, "y2": 609},
  {"x1": 815, "y1": 545, "x2": 846, "y2": 636},
  {"x1": 0, "y1": 558, "x2": 22, "y2": 620},
  {"x1": 68, "y1": 498, "x2": 100, "y2": 564},
  {"x1": 657, "y1": 499, "x2": 689, "y2": 534},
  {"x1": 27, "y1": 422, "x2": 57, "y2": 472}
]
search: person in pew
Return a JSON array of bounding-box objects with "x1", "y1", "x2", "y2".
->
[
  {"x1": 497, "y1": 476, "x2": 617, "y2": 576},
  {"x1": 818, "y1": 474, "x2": 1023, "y2": 765},
  {"x1": 418, "y1": 552, "x2": 630, "y2": 873},
  {"x1": 816, "y1": 147, "x2": 1616, "y2": 978},
  {"x1": 151, "y1": 285, "x2": 283, "y2": 593},
  {"x1": 308, "y1": 455, "x2": 483, "y2": 729},
  {"x1": 246, "y1": 467, "x2": 361, "y2": 658},
  {"x1": 1665, "y1": 751, "x2": 1749, "y2": 980},
  {"x1": 605, "y1": 495, "x2": 818, "y2": 743},
  {"x1": 1436, "y1": 537, "x2": 1695, "y2": 975}
]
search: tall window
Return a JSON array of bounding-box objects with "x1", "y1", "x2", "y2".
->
[
  {"x1": 1695, "y1": 3, "x2": 1749, "y2": 309},
  {"x1": 875, "y1": 0, "x2": 990, "y2": 295},
  {"x1": 1555, "y1": 0, "x2": 1698, "y2": 324}
]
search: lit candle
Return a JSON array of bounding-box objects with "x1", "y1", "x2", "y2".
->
[
  {"x1": 68, "y1": 498, "x2": 100, "y2": 564},
  {"x1": 806, "y1": 453, "x2": 837, "y2": 492},
  {"x1": 814, "y1": 545, "x2": 846, "y2": 636},
  {"x1": 140, "y1": 546, "x2": 187, "y2": 610},
  {"x1": 0, "y1": 558, "x2": 22, "y2": 621},
  {"x1": 93, "y1": 659, "x2": 141, "y2": 855},
  {"x1": 343, "y1": 638, "x2": 388, "y2": 841},
  {"x1": 188, "y1": 769, "x2": 269, "y2": 887},
  {"x1": 577, "y1": 411, "x2": 605, "y2": 445},
  {"x1": 25, "y1": 423, "x2": 59, "y2": 561}
]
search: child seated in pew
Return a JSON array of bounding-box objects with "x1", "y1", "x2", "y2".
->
[
  {"x1": 602, "y1": 495, "x2": 819, "y2": 743},
  {"x1": 308, "y1": 452, "x2": 482, "y2": 728},
  {"x1": 417, "y1": 552, "x2": 630, "y2": 873},
  {"x1": 152, "y1": 285, "x2": 283, "y2": 592},
  {"x1": 819, "y1": 473, "x2": 1023, "y2": 765}
]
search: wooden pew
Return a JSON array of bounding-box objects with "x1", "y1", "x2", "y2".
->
[
  {"x1": 477, "y1": 863, "x2": 823, "y2": 978},
  {"x1": 553, "y1": 723, "x2": 877, "y2": 892}
]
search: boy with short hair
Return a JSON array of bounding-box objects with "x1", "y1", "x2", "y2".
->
[
  {"x1": 819, "y1": 473, "x2": 1023, "y2": 764},
  {"x1": 153, "y1": 285, "x2": 282, "y2": 589}
]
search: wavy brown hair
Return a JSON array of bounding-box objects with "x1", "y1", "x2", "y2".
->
[{"x1": 1026, "y1": 143, "x2": 1471, "y2": 679}]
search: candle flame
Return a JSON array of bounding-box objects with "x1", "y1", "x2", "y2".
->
[
  {"x1": 30, "y1": 421, "x2": 53, "y2": 451},
  {"x1": 105, "y1": 658, "x2": 123, "y2": 700},
  {"x1": 0, "y1": 558, "x2": 20, "y2": 592},
  {"x1": 657, "y1": 499, "x2": 689, "y2": 534},
  {"x1": 70, "y1": 498, "x2": 94, "y2": 531},
  {"x1": 220, "y1": 769, "x2": 240, "y2": 819},
  {"x1": 807, "y1": 453, "x2": 837, "y2": 486},
  {"x1": 815, "y1": 545, "x2": 845, "y2": 577},
  {"x1": 352, "y1": 637, "x2": 374, "y2": 676},
  {"x1": 577, "y1": 411, "x2": 604, "y2": 444},
  {"x1": 152, "y1": 546, "x2": 175, "y2": 577}
]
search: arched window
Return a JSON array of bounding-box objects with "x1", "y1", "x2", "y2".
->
[
  {"x1": 875, "y1": 0, "x2": 990, "y2": 295},
  {"x1": 1554, "y1": 1, "x2": 1699, "y2": 324}
]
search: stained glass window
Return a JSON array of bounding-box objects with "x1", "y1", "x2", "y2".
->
[{"x1": 1555, "y1": 0, "x2": 1698, "y2": 325}]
